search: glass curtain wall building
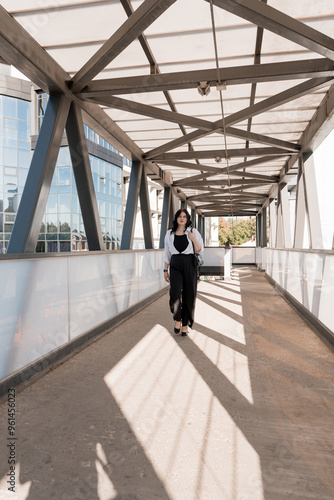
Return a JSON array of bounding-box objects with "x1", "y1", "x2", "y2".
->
[
  {"x1": 0, "y1": 68, "x2": 31, "y2": 253},
  {"x1": 0, "y1": 66, "x2": 125, "y2": 253},
  {"x1": 36, "y1": 92, "x2": 124, "y2": 252}
]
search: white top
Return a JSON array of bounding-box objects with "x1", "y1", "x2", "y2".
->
[{"x1": 163, "y1": 227, "x2": 204, "y2": 265}]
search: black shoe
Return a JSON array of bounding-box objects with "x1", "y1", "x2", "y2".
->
[
  {"x1": 181, "y1": 330, "x2": 188, "y2": 337},
  {"x1": 174, "y1": 322, "x2": 181, "y2": 334}
]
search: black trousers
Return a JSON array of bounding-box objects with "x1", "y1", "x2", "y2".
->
[{"x1": 169, "y1": 254, "x2": 198, "y2": 327}]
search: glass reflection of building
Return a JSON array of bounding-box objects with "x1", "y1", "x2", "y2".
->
[
  {"x1": 1, "y1": 63, "x2": 125, "y2": 253},
  {"x1": 0, "y1": 63, "x2": 31, "y2": 253},
  {"x1": 36, "y1": 135, "x2": 123, "y2": 253},
  {"x1": 36, "y1": 92, "x2": 124, "y2": 253}
]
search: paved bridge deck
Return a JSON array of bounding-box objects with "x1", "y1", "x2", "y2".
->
[{"x1": 1, "y1": 267, "x2": 334, "y2": 500}]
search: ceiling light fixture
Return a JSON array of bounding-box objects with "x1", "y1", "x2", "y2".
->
[{"x1": 197, "y1": 81, "x2": 211, "y2": 97}]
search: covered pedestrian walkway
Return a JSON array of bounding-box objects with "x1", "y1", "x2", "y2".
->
[
  {"x1": 1, "y1": 267, "x2": 333, "y2": 500},
  {"x1": 1, "y1": 1, "x2": 334, "y2": 498}
]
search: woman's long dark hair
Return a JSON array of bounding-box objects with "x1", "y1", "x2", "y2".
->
[{"x1": 171, "y1": 209, "x2": 192, "y2": 233}]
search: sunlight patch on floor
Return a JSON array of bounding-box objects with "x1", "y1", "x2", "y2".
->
[
  {"x1": 196, "y1": 282, "x2": 246, "y2": 345},
  {"x1": 95, "y1": 443, "x2": 118, "y2": 500},
  {"x1": 104, "y1": 325, "x2": 263, "y2": 500},
  {"x1": 0, "y1": 463, "x2": 31, "y2": 500},
  {"x1": 191, "y1": 328, "x2": 254, "y2": 404}
]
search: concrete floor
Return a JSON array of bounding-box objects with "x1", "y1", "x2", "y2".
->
[{"x1": 0, "y1": 267, "x2": 334, "y2": 500}]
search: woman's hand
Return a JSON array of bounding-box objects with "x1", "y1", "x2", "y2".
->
[{"x1": 164, "y1": 272, "x2": 170, "y2": 283}]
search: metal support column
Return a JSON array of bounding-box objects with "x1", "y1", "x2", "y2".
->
[
  {"x1": 198, "y1": 215, "x2": 202, "y2": 235},
  {"x1": 8, "y1": 94, "x2": 71, "y2": 253},
  {"x1": 261, "y1": 206, "x2": 267, "y2": 247},
  {"x1": 66, "y1": 101, "x2": 104, "y2": 251},
  {"x1": 139, "y1": 165, "x2": 154, "y2": 249},
  {"x1": 121, "y1": 160, "x2": 142, "y2": 250},
  {"x1": 256, "y1": 213, "x2": 262, "y2": 247},
  {"x1": 191, "y1": 209, "x2": 196, "y2": 228},
  {"x1": 276, "y1": 184, "x2": 285, "y2": 248},
  {"x1": 169, "y1": 192, "x2": 176, "y2": 226},
  {"x1": 202, "y1": 216, "x2": 206, "y2": 242},
  {"x1": 294, "y1": 158, "x2": 306, "y2": 248},
  {"x1": 202, "y1": 216, "x2": 205, "y2": 236},
  {"x1": 159, "y1": 187, "x2": 171, "y2": 248},
  {"x1": 269, "y1": 198, "x2": 277, "y2": 247},
  {"x1": 280, "y1": 183, "x2": 292, "y2": 248},
  {"x1": 303, "y1": 153, "x2": 323, "y2": 249}
]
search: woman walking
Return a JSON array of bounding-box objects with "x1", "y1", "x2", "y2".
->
[{"x1": 163, "y1": 209, "x2": 204, "y2": 336}]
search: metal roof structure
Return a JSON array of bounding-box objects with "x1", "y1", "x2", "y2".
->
[{"x1": 1, "y1": 0, "x2": 334, "y2": 220}]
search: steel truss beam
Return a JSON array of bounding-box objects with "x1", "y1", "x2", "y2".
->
[
  {"x1": 83, "y1": 95, "x2": 215, "y2": 131},
  {"x1": 195, "y1": 206, "x2": 265, "y2": 214},
  {"x1": 79, "y1": 59, "x2": 334, "y2": 95},
  {"x1": 192, "y1": 196, "x2": 267, "y2": 204},
  {"x1": 119, "y1": 0, "x2": 195, "y2": 149},
  {"x1": 188, "y1": 190, "x2": 268, "y2": 201},
  {"x1": 155, "y1": 160, "x2": 221, "y2": 174},
  {"x1": 178, "y1": 177, "x2": 275, "y2": 187},
  {"x1": 229, "y1": 171, "x2": 278, "y2": 181},
  {"x1": 267, "y1": 82, "x2": 334, "y2": 220},
  {"x1": 172, "y1": 156, "x2": 282, "y2": 186},
  {"x1": 0, "y1": 5, "x2": 173, "y2": 185},
  {"x1": 203, "y1": 210, "x2": 257, "y2": 216},
  {"x1": 153, "y1": 147, "x2": 289, "y2": 161},
  {"x1": 200, "y1": 200, "x2": 261, "y2": 208},
  {"x1": 225, "y1": 127, "x2": 300, "y2": 152},
  {"x1": 71, "y1": 0, "x2": 177, "y2": 92},
  {"x1": 179, "y1": 184, "x2": 274, "y2": 195},
  {"x1": 144, "y1": 78, "x2": 333, "y2": 160},
  {"x1": 205, "y1": 0, "x2": 334, "y2": 61}
]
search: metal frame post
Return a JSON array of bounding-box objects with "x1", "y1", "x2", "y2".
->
[
  {"x1": 159, "y1": 187, "x2": 171, "y2": 248},
  {"x1": 276, "y1": 185, "x2": 285, "y2": 248},
  {"x1": 294, "y1": 158, "x2": 306, "y2": 248},
  {"x1": 139, "y1": 165, "x2": 154, "y2": 249},
  {"x1": 256, "y1": 213, "x2": 262, "y2": 247},
  {"x1": 8, "y1": 94, "x2": 71, "y2": 253},
  {"x1": 261, "y1": 206, "x2": 267, "y2": 247},
  {"x1": 303, "y1": 153, "x2": 323, "y2": 249},
  {"x1": 280, "y1": 183, "x2": 292, "y2": 248},
  {"x1": 269, "y1": 198, "x2": 277, "y2": 247},
  {"x1": 121, "y1": 160, "x2": 143, "y2": 250},
  {"x1": 202, "y1": 216, "x2": 206, "y2": 242},
  {"x1": 66, "y1": 101, "x2": 104, "y2": 251},
  {"x1": 191, "y1": 208, "x2": 195, "y2": 227}
]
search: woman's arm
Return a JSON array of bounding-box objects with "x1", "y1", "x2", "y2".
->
[
  {"x1": 188, "y1": 228, "x2": 203, "y2": 253},
  {"x1": 163, "y1": 231, "x2": 171, "y2": 282}
]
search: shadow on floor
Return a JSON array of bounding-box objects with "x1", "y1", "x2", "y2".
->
[{"x1": 0, "y1": 267, "x2": 334, "y2": 499}]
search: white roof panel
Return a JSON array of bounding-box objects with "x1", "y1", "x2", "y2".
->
[{"x1": 1, "y1": 0, "x2": 334, "y2": 215}]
